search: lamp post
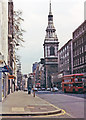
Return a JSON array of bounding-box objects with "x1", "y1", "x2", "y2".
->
[
  {"x1": 0, "y1": 54, "x2": 4, "y2": 102},
  {"x1": 0, "y1": 67, "x2": 2, "y2": 102}
]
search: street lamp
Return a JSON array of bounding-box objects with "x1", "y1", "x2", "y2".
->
[{"x1": 0, "y1": 53, "x2": 4, "y2": 102}]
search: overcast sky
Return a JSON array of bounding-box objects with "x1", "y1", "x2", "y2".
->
[{"x1": 14, "y1": 0, "x2": 85, "y2": 74}]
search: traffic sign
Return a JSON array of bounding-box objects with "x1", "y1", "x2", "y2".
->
[
  {"x1": 2, "y1": 68, "x2": 9, "y2": 72},
  {"x1": 0, "y1": 67, "x2": 9, "y2": 72}
]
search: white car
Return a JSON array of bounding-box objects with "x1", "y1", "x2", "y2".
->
[
  {"x1": 52, "y1": 87, "x2": 58, "y2": 92},
  {"x1": 47, "y1": 88, "x2": 51, "y2": 91},
  {"x1": 33, "y1": 88, "x2": 38, "y2": 91},
  {"x1": 41, "y1": 88, "x2": 45, "y2": 91},
  {"x1": 37, "y1": 88, "x2": 41, "y2": 91},
  {"x1": 24, "y1": 88, "x2": 28, "y2": 91}
]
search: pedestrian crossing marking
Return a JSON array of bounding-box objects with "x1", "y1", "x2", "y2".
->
[{"x1": 12, "y1": 107, "x2": 24, "y2": 112}]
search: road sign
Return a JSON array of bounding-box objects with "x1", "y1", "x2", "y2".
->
[
  {"x1": 0, "y1": 67, "x2": 9, "y2": 72},
  {"x1": 2, "y1": 68, "x2": 9, "y2": 72}
]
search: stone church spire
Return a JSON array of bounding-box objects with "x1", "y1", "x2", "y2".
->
[
  {"x1": 49, "y1": 0, "x2": 52, "y2": 15},
  {"x1": 43, "y1": 1, "x2": 59, "y2": 88},
  {"x1": 45, "y1": 0, "x2": 58, "y2": 40},
  {"x1": 48, "y1": 0, "x2": 53, "y2": 25}
]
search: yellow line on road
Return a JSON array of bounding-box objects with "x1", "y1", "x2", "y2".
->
[
  {"x1": 65, "y1": 112, "x2": 74, "y2": 118},
  {"x1": 1, "y1": 110, "x2": 74, "y2": 118},
  {"x1": 32, "y1": 109, "x2": 66, "y2": 118},
  {"x1": 1, "y1": 95, "x2": 74, "y2": 118},
  {"x1": 36, "y1": 95, "x2": 74, "y2": 118}
]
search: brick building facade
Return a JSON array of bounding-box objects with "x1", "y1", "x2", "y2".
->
[
  {"x1": 58, "y1": 39, "x2": 73, "y2": 75},
  {"x1": 73, "y1": 20, "x2": 86, "y2": 74}
]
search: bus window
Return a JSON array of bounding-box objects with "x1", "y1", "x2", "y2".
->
[
  {"x1": 64, "y1": 84, "x2": 68, "y2": 86},
  {"x1": 78, "y1": 78, "x2": 82, "y2": 82},
  {"x1": 73, "y1": 83, "x2": 76, "y2": 86},
  {"x1": 82, "y1": 78, "x2": 85, "y2": 82},
  {"x1": 75, "y1": 78, "x2": 78, "y2": 82},
  {"x1": 74, "y1": 83, "x2": 83, "y2": 87},
  {"x1": 70, "y1": 84, "x2": 73, "y2": 87}
]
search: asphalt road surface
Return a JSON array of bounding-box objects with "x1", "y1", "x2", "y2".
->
[{"x1": 36, "y1": 91, "x2": 85, "y2": 118}]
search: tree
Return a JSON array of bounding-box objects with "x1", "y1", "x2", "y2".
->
[
  {"x1": 13, "y1": 10, "x2": 25, "y2": 47},
  {"x1": 13, "y1": 10, "x2": 25, "y2": 78}
]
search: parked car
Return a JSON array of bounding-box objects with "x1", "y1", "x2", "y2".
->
[
  {"x1": 33, "y1": 88, "x2": 38, "y2": 91},
  {"x1": 51, "y1": 87, "x2": 58, "y2": 92},
  {"x1": 47, "y1": 88, "x2": 51, "y2": 91},
  {"x1": 51, "y1": 88, "x2": 53, "y2": 91},
  {"x1": 24, "y1": 88, "x2": 28, "y2": 91},
  {"x1": 41, "y1": 88, "x2": 45, "y2": 91},
  {"x1": 37, "y1": 88, "x2": 41, "y2": 91}
]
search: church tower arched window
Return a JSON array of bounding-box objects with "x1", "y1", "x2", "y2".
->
[{"x1": 50, "y1": 46, "x2": 55, "y2": 55}]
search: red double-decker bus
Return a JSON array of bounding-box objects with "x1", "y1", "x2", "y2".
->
[{"x1": 62, "y1": 74, "x2": 86, "y2": 93}]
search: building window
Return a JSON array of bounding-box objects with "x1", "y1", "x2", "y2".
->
[
  {"x1": 74, "y1": 60, "x2": 75, "y2": 66},
  {"x1": 78, "y1": 59, "x2": 79, "y2": 65},
  {"x1": 76, "y1": 59, "x2": 78, "y2": 66},
  {"x1": 80, "y1": 57, "x2": 81, "y2": 64},
  {"x1": 77, "y1": 49, "x2": 79, "y2": 55},
  {"x1": 45, "y1": 46, "x2": 48, "y2": 57},
  {"x1": 50, "y1": 46, "x2": 55, "y2": 55},
  {"x1": 75, "y1": 50, "x2": 76, "y2": 56},
  {"x1": 82, "y1": 56, "x2": 84, "y2": 63},
  {"x1": 85, "y1": 67, "x2": 86, "y2": 72},
  {"x1": 74, "y1": 51, "x2": 75, "y2": 57},
  {"x1": 74, "y1": 42, "x2": 76, "y2": 48},
  {"x1": 81, "y1": 37, "x2": 83, "y2": 43},
  {"x1": 85, "y1": 55, "x2": 86, "y2": 62},
  {"x1": 77, "y1": 40, "x2": 79, "y2": 46},
  {"x1": 85, "y1": 45, "x2": 86, "y2": 52},
  {"x1": 67, "y1": 52, "x2": 69, "y2": 56},
  {"x1": 79, "y1": 48, "x2": 81, "y2": 54},
  {"x1": 82, "y1": 46, "x2": 83, "y2": 53}
]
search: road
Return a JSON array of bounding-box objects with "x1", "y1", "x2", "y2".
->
[
  {"x1": 36, "y1": 91, "x2": 85, "y2": 118},
  {"x1": 1, "y1": 90, "x2": 86, "y2": 119}
]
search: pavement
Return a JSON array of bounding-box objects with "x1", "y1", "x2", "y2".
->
[{"x1": 1, "y1": 91, "x2": 62, "y2": 116}]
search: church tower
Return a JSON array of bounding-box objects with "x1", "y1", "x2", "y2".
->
[{"x1": 43, "y1": 1, "x2": 59, "y2": 88}]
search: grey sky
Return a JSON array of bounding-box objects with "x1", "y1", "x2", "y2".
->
[{"x1": 14, "y1": 0, "x2": 85, "y2": 74}]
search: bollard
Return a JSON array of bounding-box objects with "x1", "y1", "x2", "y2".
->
[
  {"x1": 28, "y1": 90, "x2": 31, "y2": 94},
  {"x1": 33, "y1": 90, "x2": 35, "y2": 97}
]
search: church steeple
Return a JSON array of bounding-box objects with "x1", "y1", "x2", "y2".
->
[
  {"x1": 49, "y1": 0, "x2": 52, "y2": 15},
  {"x1": 45, "y1": 1, "x2": 58, "y2": 39},
  {"x1": 43, "y1": 1, "x2": 59, "y2": 88},
  {"x1": 48, "y1": 0, "x2": 53, "y2": 22},
  {"x1": 44, "y1": 1, "x2": 59, "y2": 55}
]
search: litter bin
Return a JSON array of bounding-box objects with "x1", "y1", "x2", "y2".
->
[{"x1": 33, "y1": 90, "x2": 35, "y2": 97}]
